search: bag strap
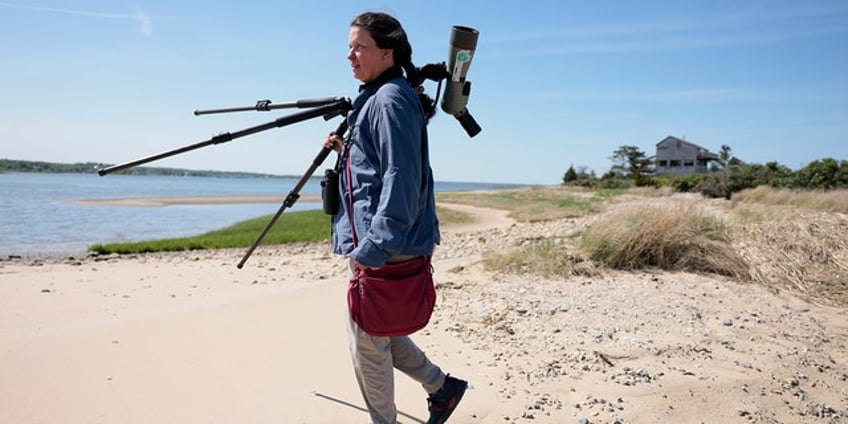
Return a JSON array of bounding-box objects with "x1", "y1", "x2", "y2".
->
[{"x1": 345, "y1": 147, "x2": 358, "y2": 248}]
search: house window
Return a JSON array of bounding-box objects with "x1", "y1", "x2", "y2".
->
[
  {"x1": 669, "y1": 160, "x2": 681, "y2": 167},
  {"x1": 684, "y1": 161, "x2": 694, "y2": 167},
  {"x1": 658, "y1": 160, "x2": 668, "y2": 167}
]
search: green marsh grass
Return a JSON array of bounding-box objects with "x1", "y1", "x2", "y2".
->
[
  {"x1": 89, "y1": 210, "x2": 332, "y2": 254},
  {"x1": 89, "y1": 206, "x2": 472, "y2": 255}
]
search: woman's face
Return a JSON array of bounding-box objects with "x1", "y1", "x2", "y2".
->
[{"x1": 347, "y1": 26, "x2": 393, "y2": 83}]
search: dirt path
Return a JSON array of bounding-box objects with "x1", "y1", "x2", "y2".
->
[{"x1": 438, "y1": 202, "x2": 515, "y2": 233}]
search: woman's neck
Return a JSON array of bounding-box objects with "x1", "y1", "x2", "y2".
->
[{"x1": 359, "y1": 65, "x2": 403, "y2": 92}]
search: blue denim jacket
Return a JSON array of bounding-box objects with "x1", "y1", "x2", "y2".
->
[{"x1": 331, "y1": 74, "x2": 440, "y2": 267}]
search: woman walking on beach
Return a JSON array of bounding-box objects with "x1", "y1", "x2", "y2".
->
[{"x1": 322, "y1": 11, "x2": 467, "y2": 424}]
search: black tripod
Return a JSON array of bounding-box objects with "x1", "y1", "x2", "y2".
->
[{"x1": 97, "y1": 97, "x2": 352, "y2": 268}]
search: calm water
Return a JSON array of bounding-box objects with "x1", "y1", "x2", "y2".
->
[{"x1": 0, "y1": 173, "x2": 520, "y2": 257}]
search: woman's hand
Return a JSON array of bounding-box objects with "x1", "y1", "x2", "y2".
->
[
  {"x1": 349, "y1": 256, "x2": 378, "y2": 270},
  {"x1": 323, "y1": 132, "x2": 343, "y2": 153}
]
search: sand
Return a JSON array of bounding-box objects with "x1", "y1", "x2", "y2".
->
[{"x1": 1, "y1": 201, "x2": 846, "y2": 423}]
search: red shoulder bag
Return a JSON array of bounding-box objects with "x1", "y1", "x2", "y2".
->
[{"x1": 344, "y1": 147, "x2": 436, "y2": 337}]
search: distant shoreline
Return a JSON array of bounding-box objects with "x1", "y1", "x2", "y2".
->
[
  {"x1": 0, "y1": 158, "x2": 288, "y2": 179},
  {"x1": 75, "y1": 194, "x2": 322, "y2": 207}
]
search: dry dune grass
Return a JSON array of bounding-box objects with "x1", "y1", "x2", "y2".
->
[
  {"x1": 580, "y1": 200, "x2": 750, "y2": 280},
  {"x1": 729, "y1": 186, "x2": 848, "y2": 306},
  {"x1": 733, "y1": 185, "x2": 848, "y2": 214},
  {"x1": 478, "y1": 185, "x2": 847, "y2": 307},
  {"x1": 730, "y1": 203, "x2": 848, "y2": 307}
]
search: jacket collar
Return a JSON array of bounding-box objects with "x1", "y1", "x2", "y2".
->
[{"x1": 358, "y1": 65, "x2": 404, "y2": 93}]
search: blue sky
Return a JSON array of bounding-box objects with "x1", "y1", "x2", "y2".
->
[{"x1": 1, "y1": 1, "x2": 846, "y2": 184}]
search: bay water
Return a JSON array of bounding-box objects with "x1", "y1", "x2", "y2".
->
[{"x1": 0, "y1": 173, "x2": 518, "y2": 257}]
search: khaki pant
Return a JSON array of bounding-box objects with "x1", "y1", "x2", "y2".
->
[{"x1": 346, "y1": 261, "x2": 445, "y2": 424}]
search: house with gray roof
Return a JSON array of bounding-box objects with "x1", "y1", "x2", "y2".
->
[{"x1": 653, "y1": 136, "x2": 719, "y2": 175}]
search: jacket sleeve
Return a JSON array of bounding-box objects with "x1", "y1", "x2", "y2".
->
[{"x1": 350, "y1": 89, "x2": 423, "y2": 267}]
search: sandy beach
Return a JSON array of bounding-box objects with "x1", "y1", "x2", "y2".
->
[{"x1": 1, "y1": 201, "x2": 846, "y2": 423}]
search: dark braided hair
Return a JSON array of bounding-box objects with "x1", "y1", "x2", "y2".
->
[{"x1": 351, "y1": 12, "x2": 437, "y2": 121}]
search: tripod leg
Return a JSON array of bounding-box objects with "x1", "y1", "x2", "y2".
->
[
  {"x1": 236, "y1": 121, "x2": 348, "y2": 268},
  {"x1": 237, "y1": 196, "x2": 297, "y2": 269}
]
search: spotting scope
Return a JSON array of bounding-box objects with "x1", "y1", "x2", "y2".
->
[{"x1": 440, "y1": 25, "x2": 481, "y2": 138}]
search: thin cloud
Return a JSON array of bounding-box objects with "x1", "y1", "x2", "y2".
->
[
  {"x1": 534, "y1": 83, "x2": 848, "y2": 105},
  {"x1": 135, "y1": 7, "x2": 152, "y2": 36},
  {"x1": 497, "y1": 24, "x2": 848, "y2": 57},
  {"x1": 488, "y1": 3, "x2": 848, "y2": 57},
  {"x1": 0, "y1": 2, "x2": 153, "y2": 36},
  {"x1": 533, "y1": 87, "x2": 762, "y2": 104}
]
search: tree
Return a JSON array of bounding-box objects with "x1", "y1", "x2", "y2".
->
[
  {"x1": 794, "y1": 158, "x2": 848, "y2": 190},
  {"x1": 717, "y1": 145, "x2": 731, "y2": 168},
  {"x1": 609, "y1": 145, "x2": 652, "y2": 185},
  {"x1": 562, "y1": 164, "x2": 578, "y2": 184}
]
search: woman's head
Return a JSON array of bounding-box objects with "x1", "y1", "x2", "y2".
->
[
  {"x1": 348, "y1": 12, "x2": 436, "y2": 120},
  {"x1": 348, "y1": 12, "x2": 413, "y2": 83}
]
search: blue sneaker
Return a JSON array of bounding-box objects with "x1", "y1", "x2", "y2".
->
[{"x1": 426, "y1": 375, "x2": 468, "y2": 424}]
